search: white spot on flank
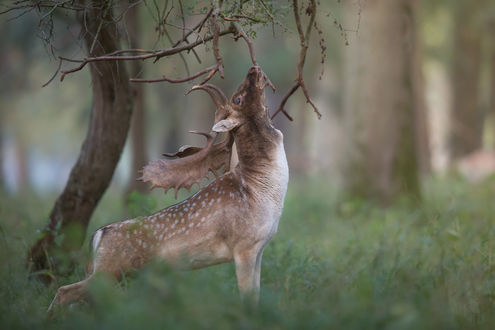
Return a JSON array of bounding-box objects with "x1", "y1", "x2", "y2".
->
[
  {"x1": 92, "y1": 230, "x2": 103, "y2": 253},
  {"x1": 201, "y1": 217, "x2": 205, "y2": 223},
  {"x1": 188, "y1": 223, "x2": 193, "y2": 228}
]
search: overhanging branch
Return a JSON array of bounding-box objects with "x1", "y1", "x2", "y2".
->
[
  {"x1": 271, "y1": 0, "x2": 322, "y2": 121},
  {"x1": 59, "y1": 25, "x2": 236, "y2": 81}
]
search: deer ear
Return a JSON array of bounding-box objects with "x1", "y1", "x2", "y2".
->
[{"x1": 212, "y1": 119, "x2": 240, "y2": 132}]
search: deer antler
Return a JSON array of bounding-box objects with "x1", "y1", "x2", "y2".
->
[
  {"x1": 162, "y1": 145, "x2": 202, "y2": 158},
  {"x1": 186, "y1": 84, "x2": 228, "y2": 109},
  {"x1": 140, "y1": 82, "x2": 235, "y2": 197},
  {"x1": 139, "y1": 131, "x2": 234, "y2": 198}
]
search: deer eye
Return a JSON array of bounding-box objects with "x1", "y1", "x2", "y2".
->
[{"x1": 234, "y1": 96, "x2": 242, "y2": 105}]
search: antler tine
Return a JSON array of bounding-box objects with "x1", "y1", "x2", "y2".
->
[
  {"x1": 186, "y1": 85, "x2": 226, "y2": 109},
  {"x1": 200, "y1": 84, "x2": 228, "y2": 104},
  {"x1": 188, "y1": 130, "x2": 216, "y2": 147}
]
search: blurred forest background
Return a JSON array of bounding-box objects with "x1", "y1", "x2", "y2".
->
[
  {"x1": 2, "y1": 0, "x2": 495, "y2": 329},
  {"x1": 1, "y1": 0, "x2": 494, "y2": 200}
]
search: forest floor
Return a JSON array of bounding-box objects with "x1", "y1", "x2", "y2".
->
[{"x1": 1, "y1": 176, "x2": 495, "y2": 329}]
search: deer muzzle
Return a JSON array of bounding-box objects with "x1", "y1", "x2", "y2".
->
[{"x1": 247, "y1": 66, "x2": 263, "y2": 89}]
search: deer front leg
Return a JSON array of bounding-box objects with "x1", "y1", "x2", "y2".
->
[
  {"x1": 47, "y1": 275, "x2": 93, "y2": 313},
  {"x1": 234, "y1": 246, "x2": 264, "y2": 304}
]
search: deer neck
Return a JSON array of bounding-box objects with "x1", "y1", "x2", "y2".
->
[{"x1": 232, "y1": 115, "x2": 289, "y2": 202}]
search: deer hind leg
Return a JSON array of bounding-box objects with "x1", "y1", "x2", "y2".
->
[
  {"x1": 234, "y1": 245, "x2": 265, "y2": 304},
  {"x1": 47, "y1": 275, "x2": 93, "y2": 313}
]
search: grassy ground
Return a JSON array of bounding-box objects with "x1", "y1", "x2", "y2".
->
[{"x1": 1, "y1": 177, "x2": 495, "y2": 329}]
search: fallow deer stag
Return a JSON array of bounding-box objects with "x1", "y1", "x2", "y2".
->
[{"x1": 48, "y1": 66, "x2": 289, "y2": 311}]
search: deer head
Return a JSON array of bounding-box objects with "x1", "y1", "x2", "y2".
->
[
  {"x1": 212, "y1": 66, "x2": 269, "y2": 132},
  {"x1": 140, "y1": 66, "x2": 271, "y2": 197}
]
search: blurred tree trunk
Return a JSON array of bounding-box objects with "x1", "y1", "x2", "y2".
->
[
  {"x1": 126, "y1": 4, "x2": 148, "y2": 194},
  {"x1": 14, "y1": 132, "x2": 29, "y2": 192},
  {"x1": 27, "y1": 1, "x2": 132, "y2": 281},
  {"x1": 412, "y1": 1, "x2": 431, "y2": 175},
  {"x1": 286, "y1": 97, "x2": 309, "y2": 174},
  {"x1": 491, "y1": 23, "x2": 495, "y2": 119},
  {"x1": 0, "y1": 114, "x2": 3, "y2": 191},
  {"x1": 449, "y1": 2, "x2": 483, "y2": 159},
  {"x1": 343, "y1": 0, "x2": 422, "y2": 204}
]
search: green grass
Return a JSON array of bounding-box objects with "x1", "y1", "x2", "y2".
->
[{"x1": 1, "y1": 177, "x2": 495, "y2": 329}]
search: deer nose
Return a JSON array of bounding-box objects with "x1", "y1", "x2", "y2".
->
[{"x1": 248, "y1": 66, "x2": 261, "y2": 74}]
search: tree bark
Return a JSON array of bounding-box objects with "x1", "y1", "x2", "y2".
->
[
  {"x1": 343, "y1": 0, "x2": 421, "y2": 204},
  {"x1": 0, "y1": 113, "x2": 3, "y2": 192},
  {"x1": 126, "y1": 4, "x2": 148, "y2": 195},
  {"x1": 27, "y1": 1, "x2": 132, "y2": 280},
  {"x1": 449, "y1": 1, "x2": 483, "y2": 159}
]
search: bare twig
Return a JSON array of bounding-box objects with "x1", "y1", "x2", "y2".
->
[
  {"x1": 230, "y1": 22, "x2": 276, "y2": 93},
  {"x1": 42, "y1": 57, "x2": 63, "y2": 87},
  {"x1": 231, "y1": 14, "x2": 264, "y2": 23},
  {"x1": 59, "y1": 26, "x2": 236, "y2": 81},
  {"x1": 211, "y1": 9, "x2": 225, "y2": 78},
  {"x1": 129, "y1": 64, "x2": 220, "y2": 84},
  {"x1": 177, "y1": 0, "x2": 186, "y2": 41},
  {"x1": 271, "y1": 0, "x2": 321, "y2": 121},
  {"x1": 232, "y1": 22, "x2": 257, "y2": 66},
  {"x1": 218, "y1": 12, "x2": 240, "y2": 22},
  {"x1": 172, "y1": 8, "x2": 213, "y2": 47},
  {"x1": 0, "y1": 1, "x2": 86, "y2": 15}
]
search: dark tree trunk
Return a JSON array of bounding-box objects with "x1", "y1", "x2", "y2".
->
[
  {"x1": 449, "y1": 1, "x2": 483, "y2": 159},
  {"x1": 0, "y1": 113, "x2": 3, "y2": 192},
  {"x1": 27, "y1": 1, "x2": 132, "y2": 280},
  {"x1": 126, "y1": 4, "x2": 148, "y2": 195},
  {"x1": 343, "y1": 0, "x2": 421, "y2": 204}
]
